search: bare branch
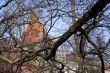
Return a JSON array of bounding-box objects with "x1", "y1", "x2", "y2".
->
[
  {"x1": 0, "y1": 0, "x2": 13, "y2": 10},
  {"x1": 46, "y1": 0, "x2": 110, "y2": 60}
]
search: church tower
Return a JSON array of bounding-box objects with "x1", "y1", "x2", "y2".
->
[{"x1": 22, "y1": 14, "x2": 47, "y2": 44}]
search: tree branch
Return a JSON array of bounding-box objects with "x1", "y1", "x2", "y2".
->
[
  {"x1": 0, "y1": 0, "x2": 13, "y2": 10},
  {"x1": 46, "y1": 0, "x2": 110, "y2": 60}
]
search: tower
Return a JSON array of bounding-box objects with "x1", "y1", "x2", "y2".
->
[{"x1": 22, "y1": 14, "x2": 47, "y2": 44}]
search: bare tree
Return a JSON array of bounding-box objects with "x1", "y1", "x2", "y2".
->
[{"x1": 0, "y1": 0, "x2": 110, "y2": 73}]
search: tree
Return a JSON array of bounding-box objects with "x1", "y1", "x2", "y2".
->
[{"x1": 0, "y1": 0, "x2": 110, "y2": 73}]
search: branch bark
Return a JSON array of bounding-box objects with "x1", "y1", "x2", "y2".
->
[
  {"x1": 0, "y1": 0, "x2": 13, "y2": 9},
  {"x1": 46, "y1": 0, "x2": 110, "y2": 60}
]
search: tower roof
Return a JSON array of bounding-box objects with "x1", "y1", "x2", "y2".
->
[{"x1": 22, "y1": 14, "x2": 48, "y2": 44}]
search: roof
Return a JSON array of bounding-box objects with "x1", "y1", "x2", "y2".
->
[{"x1": 22, "y1": 14, "x2": 49, "y2": 44}]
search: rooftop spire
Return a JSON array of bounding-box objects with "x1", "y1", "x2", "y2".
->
[
  {"x1": 22, "y1": 13, "x2": 46, "y2": 44},
  {"x1": 30, "y1": 13, "x2": 39, "y2": 24}
]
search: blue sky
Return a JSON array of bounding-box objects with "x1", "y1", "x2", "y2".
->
[{"x1": 0, "y1": 0, "x2": 109, "y2": 44}]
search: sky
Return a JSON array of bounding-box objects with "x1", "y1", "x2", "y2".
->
[{"x1": 0, "y1": 0, "x2": 110, "y2": 51}]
